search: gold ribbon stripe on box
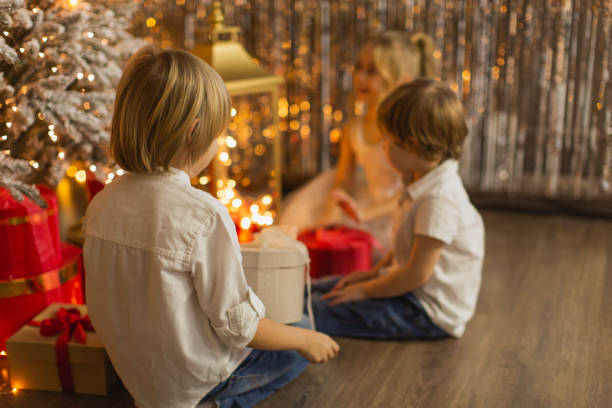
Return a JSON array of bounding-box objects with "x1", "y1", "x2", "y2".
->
[
  {"x1": 0, "y1": 208, "x2": 55, "y2": 227},
  {"x1": 0, "y1": 260, "x2": 80, "y2": 299}
]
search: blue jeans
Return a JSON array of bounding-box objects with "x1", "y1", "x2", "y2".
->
[
  {"x1": 309, "y1": 275, "x2": 448, "y2": 340},
  {"x1": 201, "y1": 316, "x2": 310, "y2": 408}
]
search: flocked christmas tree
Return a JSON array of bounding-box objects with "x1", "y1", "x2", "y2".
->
[{"x1": 0, "y1": 0, "x2": 142, "y2": 207}]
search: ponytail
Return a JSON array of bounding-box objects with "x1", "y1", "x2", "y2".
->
[{"x1": 410, "y1": 32, "x2": 435, "y2": 78}]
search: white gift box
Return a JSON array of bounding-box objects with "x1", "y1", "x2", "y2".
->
[{"x1": 241, "y1": 228, "x2": 309, "y2": 324}]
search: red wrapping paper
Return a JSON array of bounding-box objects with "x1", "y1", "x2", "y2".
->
[
  {"x1": 298, "y1": 227, "x2": 374, "y2": 278},
  {"x1": 0, "y1": 243, "x2": 84, "y2": 351},
  {"x1": 0, "y1": 186, "x2": 62, "y2": 279}
]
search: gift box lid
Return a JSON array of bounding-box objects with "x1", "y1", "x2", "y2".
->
[
  {"x1": 241, "y1": 246, "x2": 307, "y2": 269},
  {"x1": 6, "y1": 303, "x2": 106, "y2": 365}
]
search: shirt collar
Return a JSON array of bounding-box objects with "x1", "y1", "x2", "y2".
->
[
  {"x1": 405, "y1": 159, "x2": 459, "y2": 200},
  {"x1": 167, "y1": 167, "x2": 191, "y2": 186}
]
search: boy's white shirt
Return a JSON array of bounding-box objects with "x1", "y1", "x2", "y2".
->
[
  {"x1": 392, "y1": 159, "x2": 485, "y2": 337},
  {"x1": 83, "y1": 168, "x2": 265, "y2": 408}
]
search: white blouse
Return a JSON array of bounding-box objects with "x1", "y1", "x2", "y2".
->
[{"x1": 83, "y1": 169, "x2": 264, "y2": 408}]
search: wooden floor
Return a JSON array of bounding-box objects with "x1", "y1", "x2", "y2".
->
[{"x1": 2, "y1": 210, "x2": 611, "y2": 408}]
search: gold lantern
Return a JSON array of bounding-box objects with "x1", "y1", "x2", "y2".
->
[{"x1": 191, "y1": 2, "x2": 283, "y2": 240}]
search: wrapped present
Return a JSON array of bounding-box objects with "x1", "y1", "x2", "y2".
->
[
  {"x1": 241, "y1": 228, "x2": 310, "y2": 324},
  {"x1": 298, "y1": 227, "x2": 374, "y2": 278},
  {"x1": 6, "y1": 303, "x2": 118, "y2": 395},
  {"x1": 1, "y1": 185, "x2": 62, "y2": 278},
  {"x1": 0, "y1": 242, "x2": 84, "y2": 351}
]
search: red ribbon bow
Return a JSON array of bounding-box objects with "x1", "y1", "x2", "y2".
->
[{"x1": 29, "y1": 307, "x2": 94, "y2": 392}]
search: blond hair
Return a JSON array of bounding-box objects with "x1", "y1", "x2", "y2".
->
[
  {"x1": 111, "y1": 45, "x2": 230, "y2": 173},
  {"x1": 377, "y1": 78, "x2": 467, "y2": 161},
  {"x1": 367, "y1": 31, "x2": 435, "y2": 95}
]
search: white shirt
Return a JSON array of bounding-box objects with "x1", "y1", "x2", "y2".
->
[
  {"x1": 83, "y1": 169, "x2": 265, "y2": 408},
  {"x1": 393, "y1": 160, "x2": 484, "y2": 337}
]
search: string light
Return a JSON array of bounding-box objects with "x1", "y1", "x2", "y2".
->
[
  {"x1": 76, "y1": 72, "x2": 84, "y2": 80},
  {"x1": 262, "y1": 195, "x2": 272, "y2": 205},
  {"x1": 58, "y1": 151, "x2": 65, "y2": 159},
  {"x1": 75, "y1": 170, "x2": 87, "y2": 183},
  {"x1": 6, "y1": 122, "x2": 11, "y2": 128},
  {"x1": 38, "y1": 52, "x2": 44, "y2": 58},
  {"x1": 240, "y1": 217, "x2": 251, "y2": 230},
  {"x1": 231, "y1": 198, "x2": 242, "y2": 208},
  {"x1": 199, "y1": 176, "x2": 209, "y2": 185},
  {"x1": 29, "y1": 160, "x2": 39, "y2": 169},
  {"x1": 226, "y1": 136, "x2": 237, "y2": 148},
  {"x1": 89, "y1": 164, "x2": 96, "y2": 172},
  {"x1": 1, "y1": 135, "x2": 7, "y2": 141},
  {"x1": 87, "y1": 74, "x2": 95, "y2": 82},
  {"x1": 87, "y1": 32, "x2": 94, "y2": 38},
  {"x1": 116, "y1": 169, "x2": 125, "y2": 176},
  {"x1": 51, "y1": 67, "x2": 58, "y2": 73}
]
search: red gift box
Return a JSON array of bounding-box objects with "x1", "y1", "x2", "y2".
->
[
  {"x1": 0, "y1": 187, "x2": 84, "y2": 351},
  {"x1": 298, "y1": 227, "x2": 374, "y2": 278},
  {"x1": 1, "y1": 186, "x2": 62, "y2": 278}
]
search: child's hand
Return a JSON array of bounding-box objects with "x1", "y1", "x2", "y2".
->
[
  {"x1": 321, "y1": 283, "x2": 368, "y2": 306},
  {"x1": 330, "y1": 189, "x2": 362, "y2": 222},
  {"x1": 298, "y1": 330, "x2": 339, "y2": 363},
  {"x1": 332, "y1": 269, "x2": 378, "y2": 290}
]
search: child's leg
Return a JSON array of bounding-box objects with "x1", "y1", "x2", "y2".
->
[
  {"x1": 310, "y1": 274, "x2": 342, "y2": 294},
  {"x1": 201, "y1": 316, "x2": 310, "y2": 408},
  {"x1": 311, "y1": 291, "x2": 447, "y2": 340},
  {"x1": 202, "y1": 349, "x2": 308, "y2": 408}
]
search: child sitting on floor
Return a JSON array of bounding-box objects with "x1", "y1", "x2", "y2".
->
[
  {"x1": 83, "y1": 46, "x2": 338, "y2": 408},
  {"x1": 311, "y1": 78, "x2": 485, "y2": 339}
]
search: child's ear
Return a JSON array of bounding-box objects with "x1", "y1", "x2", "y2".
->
[{"x1": 186, "y1": 119, "x2": 200, "y2": 144}]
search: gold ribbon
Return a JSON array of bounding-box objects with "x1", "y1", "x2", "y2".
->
[
  {"x1": 0, "y1": 208, "x2": 55, "y2": 227},
  {"x1": 0, "y1": 259, "x2": 80, "y2": 299}
]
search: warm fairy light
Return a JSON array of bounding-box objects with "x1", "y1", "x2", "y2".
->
[
  {"x1": 300, "y1": 101, "x2": 310, "y2": 111},
  {"x1": 58, "y1": 151, "x2": 65, "y2": 159},
  {"x1": 227, "y1": 179, "x2": 236, "y2": 188},
  {"x1": 262, "y1": 195, "x2": 272, "y2": 205},
  {"x1": 250, "y1": 204, "x2": 259, "y2": 214},
  {"x1": 225, "y1": 189, "x2": 235, "y2": 199},
  {"x1": 87, "y1": 32, "x2": 94, "y2": 38},
  {"x1": 146, "y1": 18, "x2": 157, "y2": 28},
  {"x1": 76, "y1": 72, "x2": 84, "y2": 80},
  {"x1": 89, "y1": 164, "x2": 96, "y2": 172},
  {"x1": 231, "y1": 198, "x2": 242, "y2": 208},
  {"x1": 42, "y1": 36, "x2": 48, "y2": 42},
  {"x1": 75, "y1": 170, "x2": 87, "y2": 183},
  {"x1": 38, "y1": 52, "x2": 44, "y2": 58},
  {"x1": 2, "y1": 31, "x2": 8, "y2": 37},
  {"x1": 1, "y1": 135, "x2": 7, "y2": 141},
  {"x1": 108, "y1": 173, "x2": 115, "y2": 180},
  {"x1": 51, "y1": 67, "x2": 58, "y2": 73},
  {"x1": 19, "y1": 47, "x2": 24, "y2": 53},
  {"x1": 240, "y1": 217, "x2": 251, "y2": 230},
  {"x1": 66, "y1": 166, "x2": 77, "y2": 177},
  {"x1": 0, "y1": 350, "x2": 6, "y2": 356},
  {"x1": 116, "y1": 169, "x2": 125, "y2": 176},
  {"x1": 87, "y1": 74, "x2": 95, "y2": 82},
  {"x1": 199, "y1": 176, "x2": 209, "y2": 185},
  {"x1": 231, "y1": 108, "x2": 237, "y2": 117},
  {"x1": 462, "y1": 70, "x2": 471, "y2": 81},
  {"x1": 219, "y1": 152, "x2": 229, "y2": 162},
  {"x1": 32, "y1": 7, "x2": 39, "y2": 13},
  {"x1": 11, "y1": 388, "x2": 17, "y2": 394},
  {"x1": 11, "y1": 106, "x2": 17, "y2": 112},
  {"x1": 6, "y1": 122, "x2": 11, "y2": 128},
  {"x1": 29, "y1": 160, "x2": 39, "y2": 169},
  {"x1": 69, "y1": 0, "x2": 78, "y2": 6},
  {"x1": 226, "y1": 136, "x2": 237, "y2": 148}
]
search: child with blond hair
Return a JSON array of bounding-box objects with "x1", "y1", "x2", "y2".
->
[
  {"x1": 83, "y1": 46, "x2": 338, "y2": 408},
  {"x1": 280, "y1": 31, "x2": 435, "y2": 251},
  {"x1": 312, "y1": 78, "x2": 485, "y2": 339}
]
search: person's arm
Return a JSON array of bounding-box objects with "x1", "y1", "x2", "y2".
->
[
  {"x1": 248, "y1": 318, "x2": 339, "y2": 363},
  {"x1": 322, "y1": 235, "x2": 442, "y2": 305},
  {"x1": 192, "y1": 206, "x2": 338, "y2": 362}
]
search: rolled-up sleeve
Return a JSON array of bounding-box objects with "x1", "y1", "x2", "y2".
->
[{"x1": 191, "y1": 208, "x2": 265, "y2": 350}]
